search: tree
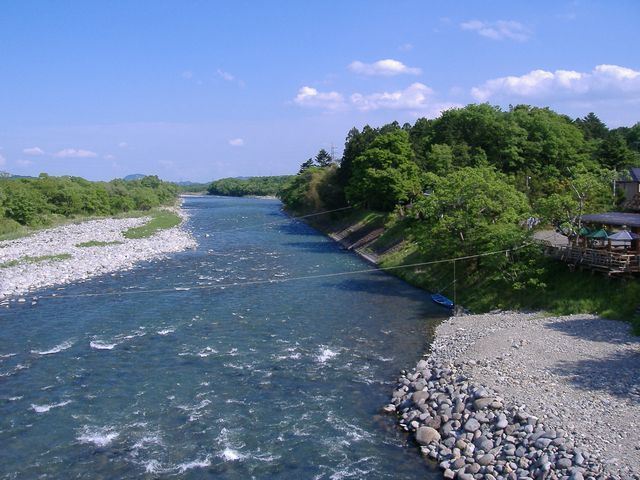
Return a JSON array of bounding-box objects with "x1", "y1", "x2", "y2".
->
[
  {"x1": 207, "y1": 176, "x2": 292, "y2": 197},
  {"x1": 430, "y1": 104, "x2": 526, "y2": 171},
  {"x1": 409, "y1": 117, "x2": 434, "y2": 168},
  {"x1": 509, "y1": 105, "x2": 591, "y2": 187},
  {"x1": 575, "y1": 112, "x2": 609, "y2": 141},
  {"x1": 345, "y1": 129, "x2": 422, "y2": 211},
  {"x1": 2, "y1": 181, "x2": 49, "y2": 225},
  {"x1": 299, "y1": 158, "x2": 315, "y2": 173},
  {"x1": 624, "y1": 122, "x2": 640, "y2": 152},
  {"x1": 315, "y1": 149, "x2": 333, "y2": 167},
  {"x1": 279, "y1": 167, "x2": 344, "y2": 212},
  {"x1": 422, "y1": 144, "x2": 453, "y2": 174},
  {"x1": 337, "y1": 125, "x2": 380, "y2": 186},
  {"x1": 535, "y1": 167, "x2": 614, "y2": 233},
  {"x1": 412, "y1": 166, "x2": 530, "y2": 258},
  {"x1": 597, "y1": 131, "x2": 636, "y2": 170},
  {"x1": 409, "y1": 166, "x2": 537, "y2": 291}
]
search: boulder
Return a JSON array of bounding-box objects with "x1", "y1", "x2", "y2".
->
[{"x1": 415, "y1": 426, "x2": 441, "y2": 445}]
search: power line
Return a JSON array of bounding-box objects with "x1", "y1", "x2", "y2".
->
[
  {"x1": 33, "y1": 243, "x2": 532, "y2": 301},
  {"x1": 207, "y1": 206, "x2": 353, "y2": 234}
]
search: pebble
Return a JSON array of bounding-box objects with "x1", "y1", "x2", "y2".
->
[
  {"x1": 464, "y1": 418, "x2": 480, "y2": 433},
  {"x1": 385, "y1": 320, "x2": 617, "y2": 480}
]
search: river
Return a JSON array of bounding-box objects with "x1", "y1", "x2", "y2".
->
[{"x1": 0, "y1": 196, "x2": 446, "y2": 479}]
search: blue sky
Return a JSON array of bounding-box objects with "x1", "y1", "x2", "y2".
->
[{"x1": 1, "y1": 1, "x2": 639, "y2": 181}]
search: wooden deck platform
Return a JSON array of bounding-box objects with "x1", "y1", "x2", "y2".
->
[{"x1": 542, "y1": 243, "x2": 640, "y2": 275}]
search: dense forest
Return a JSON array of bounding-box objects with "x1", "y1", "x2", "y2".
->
[
  {"x1": 0, "y1": 174, "x2": 178, "y2": 235},
  {"x1": 174, "y1": 182, "x2": 210, "y2": 194},
  {"x1": 207, "y1": 175, "x2": 293, "y2": 197},
  {"x1": 279, "y1": 104, "x2": 640, "y2": 329}
]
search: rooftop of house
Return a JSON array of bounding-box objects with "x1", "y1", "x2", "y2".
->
[{"x1": 581, "y1": 212, "x2": 640, "y2": 228}]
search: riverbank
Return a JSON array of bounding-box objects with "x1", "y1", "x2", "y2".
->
[
  {"x1": 0, "y1": 205, "x2": 196, "y2": 300},
  {"x1": 294, "y1": 207, "x2": 640, "y2": 332},
  {"x1": 388, "y1": 312, "x2": 640, "y2": 479},
  {"x1": 294, "y1": 209, "x2": 640, "y2": 477}
]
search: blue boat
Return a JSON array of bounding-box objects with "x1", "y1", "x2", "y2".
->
[{"x1": 431, "y1": 293, "x2": 454, "y2": 309}]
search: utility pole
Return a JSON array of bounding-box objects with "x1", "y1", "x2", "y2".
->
[{"x1": 453, "y1": 259, "x2": 457, "y2": 315}]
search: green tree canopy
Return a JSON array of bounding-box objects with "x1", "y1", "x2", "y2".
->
[
  {"x1": 535, "y1": 167, "x2": 615, "y2": 233},
  {"x1": 207, "y1": 176, "x2": 292, "y2": 197},
  {"x1": 597, "y1": 131, "x2": 636, "y2": 170},
  {"x1": 575, "y1": 112, "x2": 609, "y2": 141},
  {"x1": 279, "y1": 166, "x2": 343, "y2": 212},
  {"x1": 0, "y1": 174, "x2": 178, "y2": 230},
  {"x1": 345, "y1": 129, "x2": 421, "y2": 211},
  {"x1": 315, "y1": 149, "x2": 333, "y2": 167},
  {"x1": 411, "y1": 166, "x2": 531, "y2": 258}
]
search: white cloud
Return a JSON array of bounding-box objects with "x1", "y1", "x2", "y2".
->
[
  {"x1": 350, "y1": 83, "x2": 434, "y2": 111},
  {"x1": 0, "y1": 154, "x2": 5, "y2": 167},
  {"x1": 23, "y1": 147, "x2": 45, "y2": 156},
  {"x1": 182, "y1": 70, "x2": 193, "y2": 79},
  {"x1": 54, "y1": 148, "x2": 98, "y2": 158},
  {"x1": 348, "y1": 59, "x2": 421, "y2": 76},
  {"x1": 216, "y1": 69, "x2": 235, "y2": 81},
  {"x1": 216, "y1": 69, "x2": 244, "y2": 87},
  {"x1": 103, "y1": 154, "x2": 116, "y2": 160},
  {"x1": 293, "y1": 86, "x2": 346, "y2": 111},
  {"x1": 460, "y1": 20, "x2": 530, "y2": 41},
  {"x1": 471, "y1": 64, "x2": 640, "y2": 102},
  {"x1": 399, "y1": 43, "x2": 413, "y2": 52},
  {"x1": 292, "y1": 82, "x2": 459, "y2": 116},
  {"x1": 228, "y1": 138, "x2": 244, "y2": 147},
  {"x1": 17, "y1": 159, "x2": 33, "y2": 166},
  {"x1": 118, "y1": 142, "x2": 128, "y2": 148}
]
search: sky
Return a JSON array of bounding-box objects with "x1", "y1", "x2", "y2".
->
[{"x1": 1, "y1": 0, "x2": 639, "y2": 181}]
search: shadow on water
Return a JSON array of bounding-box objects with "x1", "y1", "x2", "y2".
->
[
  {"x1": 273, "y1": 221, "x2": 322, "y2": 236},
  {"x1": 550, "y1": 350, "x2": 640, "y2": 403},
  {"x1": 329, "y1": 277, "x2": 418, "y2": 300},
  {"x1": 544, "y1": 318, "x2": 639, "y2": 345}
]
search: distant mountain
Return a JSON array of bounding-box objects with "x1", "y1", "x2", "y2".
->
[
  {"x1": 123, "y1": 174, "x2": 146, "y2": 181},
  {"x1": 0, "y1": 171, "x2": 35, "y2": 179}
]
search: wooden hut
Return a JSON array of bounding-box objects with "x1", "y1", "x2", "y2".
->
[{"x1": 543, "y1": 212, "x2": 640, "y2": 275}]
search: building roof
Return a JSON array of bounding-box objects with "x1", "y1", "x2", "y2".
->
[
  {"x1": 620, "y1": 167, "x2": 640, "y2": 182},
  {"x1": 581, "y1": 212, "x2": 640, "y2": 228}
]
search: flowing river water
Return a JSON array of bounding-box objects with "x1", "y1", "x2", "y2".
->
[{"x1": 0, "y1": 196, "x2": 446, "y2": 479}]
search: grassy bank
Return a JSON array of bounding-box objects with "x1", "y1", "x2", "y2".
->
[
  {"x1": 302, "y1": 208, "x2": 640, "y2": 334},
  {"x1": 76, "y1": 240, "x2": 124, "y2": 247},
  {"x1": 123, "y1": 210, "x2": 182, "y2": 239},
  {"x1": 0, "y1": 253, "x2": 72, "y2": 269},
  {"x1": 0, "y1": 209, "x2": 152, "y2": 242},
  {"x1": 0, "y1": 207, "x2": 182, "y2": 243}
]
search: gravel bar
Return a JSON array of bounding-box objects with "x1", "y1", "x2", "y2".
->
[
  {"x1": 387, "y1": 312, "x2": 640, "y2": 479},
  {"x1": 0, "y1": 206, "x2": 197, "y2": 299}
]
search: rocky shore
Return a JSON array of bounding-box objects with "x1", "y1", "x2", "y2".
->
[
  {"x1": 0, "y1": 206, "x2": 196, "y2": 300},
  {"x1": 387, "y1": 312, "x2": 640, "y2": 480}
]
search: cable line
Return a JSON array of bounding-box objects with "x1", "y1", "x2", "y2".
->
[{"x1": 33, "y1": 243, "x2": 531, "y2": 301}]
